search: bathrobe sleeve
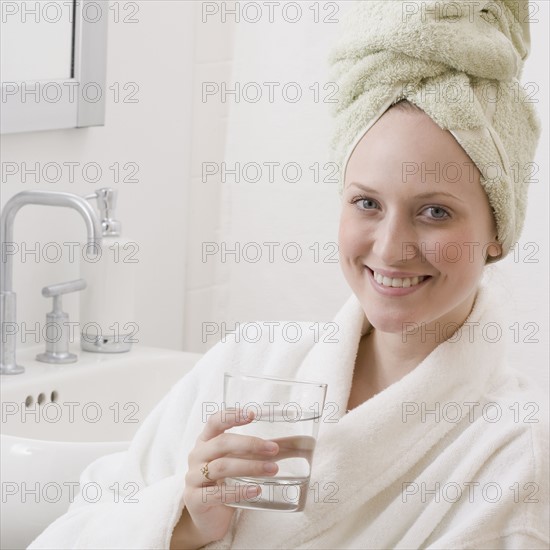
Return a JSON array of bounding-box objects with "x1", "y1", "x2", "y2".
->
[{"x1": 26, "y1": 339, "x2": 239, "y2": 550}]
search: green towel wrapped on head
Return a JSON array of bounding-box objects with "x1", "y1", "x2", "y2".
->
[{"x1": 329, "y1": 0, "x2": 541, "y2": 260}]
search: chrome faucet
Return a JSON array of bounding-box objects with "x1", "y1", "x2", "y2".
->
[{"x1": 0, "y1": 191, "x2": 102, "y2": 375}]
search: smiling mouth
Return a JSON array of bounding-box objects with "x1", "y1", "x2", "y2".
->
[{"x1": 367, "y1": 267, "x2": 432, "y2": 288}]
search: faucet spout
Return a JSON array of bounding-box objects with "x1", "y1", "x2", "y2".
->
[{"x1": 1, "y1": 191, "x2": 102, "y2": 374}]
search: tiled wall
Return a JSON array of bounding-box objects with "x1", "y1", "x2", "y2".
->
[
  {"x1": 183, "y1": 2, "x2": 353, "y2": 353},
  {"x1": 183, "y1": 4, "x2": 236, "y2": 352}
]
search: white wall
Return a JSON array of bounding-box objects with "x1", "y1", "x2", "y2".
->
[
  {"x1": 184, "y1": 1, "x2": 354, "y2": 354},
  {"x1": 1, "y1": 1, "x2": 195, "y2": 352},
  {"x1": 183, "y1": 1, "x2": 236, "y2": 352},
  {"x1": 185, "y1": 0, "x2": 549, "y2": 389},
  {"x1": 495, "y1": 0, "x2": 549, "y2": 386}
]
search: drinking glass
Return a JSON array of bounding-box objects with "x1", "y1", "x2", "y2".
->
[{"x1": 222, "y1": 372, "x2": 327, "y2": 512}]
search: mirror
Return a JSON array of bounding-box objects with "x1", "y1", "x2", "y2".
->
[
  {"x1": 1, "y1": 1, "x2": 74, "y2": 81},
  {"x1": 0, "y1": 0, "x2": 108, "y2": 134}
]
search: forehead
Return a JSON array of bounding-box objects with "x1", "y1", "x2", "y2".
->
[{"x1": 345, "y1": 108, "x2": 482, "y2": 190}]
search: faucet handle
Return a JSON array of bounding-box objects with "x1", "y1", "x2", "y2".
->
[
  {"x1": 85, "y1": 188, "x2": 120, "y2": 237},
  {"x1": 42, "y1": 279, "x2": 87, "y2": 299},
  {"x1": 36, "y1": 279, "x2": 87, "y2": 364}
]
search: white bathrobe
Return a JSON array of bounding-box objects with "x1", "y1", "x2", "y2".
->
[{"x1": 28, "y1": 274, "x2": 549, "y2": 550}]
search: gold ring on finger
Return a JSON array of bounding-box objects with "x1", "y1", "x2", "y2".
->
[{"x1": 200, "y1": 461, "x2": 213, "y2": 482}]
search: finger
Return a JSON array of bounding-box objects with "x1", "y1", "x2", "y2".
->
[
  {"x1": 198, "y1": 432, "x2": 279, "y2": 463},
  {"x1": 269, "y1": 435, "x2": 315, "y2": 461},
  {"x1": 199, "y1": 408, "x2": 255, "y2": 442},
  {"x1": 191, "y1": 457, "x2": 278, "y2": 485},
  {"x1": 193, "y1": 481, "x2": 262, "y2": 507}
]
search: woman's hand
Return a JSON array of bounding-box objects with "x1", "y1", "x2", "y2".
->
[{"x1": 170, "y1": 409, "x2": 279, "y2": 550}]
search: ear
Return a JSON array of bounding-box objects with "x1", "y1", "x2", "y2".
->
[{"x1": 486, "y1": 237, "x2": 503, "y2": 262}]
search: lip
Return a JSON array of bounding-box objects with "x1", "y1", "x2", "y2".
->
[
  {"x1": 368, "y1": 266, "x2": 432, "y2": 278},
  {"x1": 365, "y1": 267, "x2": 432, "y2": 296}
]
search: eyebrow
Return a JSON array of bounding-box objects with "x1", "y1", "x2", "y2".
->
[{"x1": 348, "y1": 182, "x2": 465, "y2": 203}]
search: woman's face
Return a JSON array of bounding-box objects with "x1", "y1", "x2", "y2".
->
[{"x1": 338, "y1": 107, "x2": 501, "y2": 335}]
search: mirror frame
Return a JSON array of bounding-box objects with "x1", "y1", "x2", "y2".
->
[{"x1": 1, "y1": 0, "x2": 108, "y2": 134}]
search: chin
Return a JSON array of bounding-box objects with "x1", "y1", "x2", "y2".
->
[{"x1": 361, "y1": 307, "x2": 423, "y2": 335}]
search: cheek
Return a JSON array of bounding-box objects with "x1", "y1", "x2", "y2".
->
[
  {"x1": 338, "y1": 214, "x2": 370, "y2": 256},
  {"x1": 426, "y1": 226, "x2": 489, "y2": 274}
]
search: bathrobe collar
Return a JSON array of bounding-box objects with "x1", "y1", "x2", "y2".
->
[{"x1": 232, "y1": 273, "x2": 509, "y2": 548}]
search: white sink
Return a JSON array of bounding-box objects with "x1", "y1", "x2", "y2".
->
[{"x1": 0, "y1": 345, "x2": 202, "y2": 550}]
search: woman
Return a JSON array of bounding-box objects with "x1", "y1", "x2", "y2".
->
[{"x1": 29, "y1": 1, "x2": 547, "y2": 549}]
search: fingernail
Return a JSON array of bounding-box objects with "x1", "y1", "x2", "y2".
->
[
  {"x1": 263, "y1": 462, "x2": 277, "y2": 473},
  {"x1": 246, "y1": 485, "x2": 261, "y2": 498},
  {"x1": 240, "y1": 409, "x2": 253, "y2": 422},
  {"x1": 263, "y1": 441, "x2": 278, "y2": 452}
]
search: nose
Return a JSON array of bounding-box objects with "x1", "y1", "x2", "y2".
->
[{"x1": 371, "y1": 211, "x2": 419, "y2": 265}]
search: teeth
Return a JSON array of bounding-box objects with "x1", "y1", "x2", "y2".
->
[{"x1": 373, "y1": 271, "x2": 426, "y2": 288}]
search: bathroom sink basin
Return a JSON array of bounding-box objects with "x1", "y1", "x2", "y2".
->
[{"x1": 0, "y1": 345, "x2": 203, "y2": 550}]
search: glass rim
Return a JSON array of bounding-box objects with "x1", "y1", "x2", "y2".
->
[{"x1": 224, "y1": 371, "x2": 327, "y2": 389}]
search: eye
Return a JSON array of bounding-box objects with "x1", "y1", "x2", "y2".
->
[
  {"x1": 423, "y1": 206, "x2": 451, "y2": 220},
  {"x1": 350, "y1": 195, "x2": 379, "y2": 211}
]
